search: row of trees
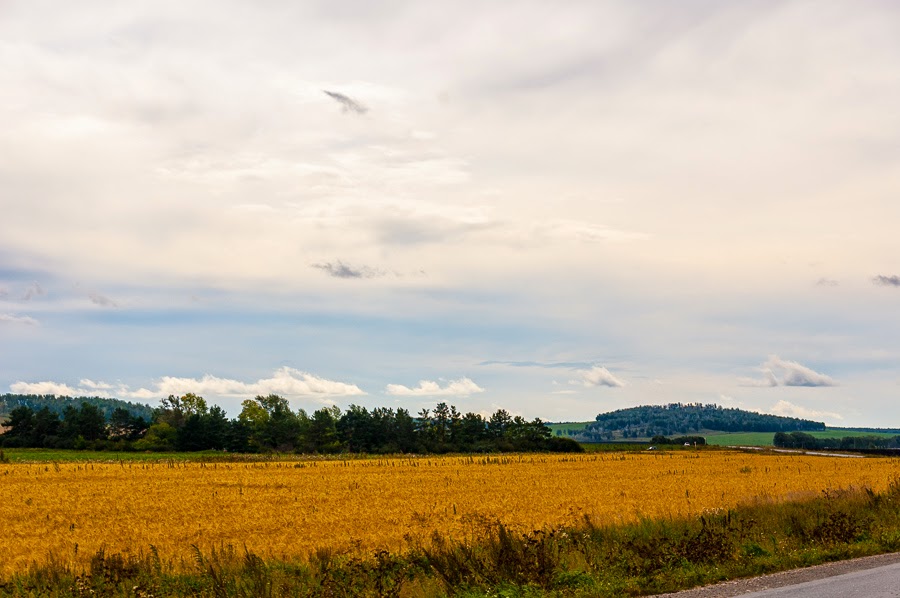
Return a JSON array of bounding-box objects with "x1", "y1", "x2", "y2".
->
[
  {"x1": 0, "y1": 403, "x2": 148, "y2": 449},
  {"x1": 650, "y1": 435, "x2": 707, "y2": 446},
  {"x1": 0, "y1": 393, "x2": 583, "y2": 454},
  {"x1": 773, "y1": 431, "x2": 900, "y2": 450}
]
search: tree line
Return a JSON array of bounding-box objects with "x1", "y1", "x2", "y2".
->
[
  {"x1": 773, "y1": 431, "x2": 900, "y2": 451},
  {"x1": 0, "y1": 393, "x2": 153, "y2": 421},
  {"x1": 0, "y1": 393, "x2": 583, "y2": 454}
]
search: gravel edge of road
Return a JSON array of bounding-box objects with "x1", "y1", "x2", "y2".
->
[{"x1": 646, "y1": 551, "x2": 900, "y2": 597}]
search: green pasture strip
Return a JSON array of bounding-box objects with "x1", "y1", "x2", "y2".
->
[
  {"x1": 547, "y1": 421, "x2": 591, "y2": 434},
  {"x1": 580, "y1": 442, "x2": 652, "y2": 452},
  {"x1": 703, "y1": 432, "x2": 778, "y2": 446},
  {"x1": 550, "y1": 425, "x2": 899, "y2": 447},
  {"x1": 831, "y1": 427, "x2": 900, "y2": 434},
  {"x1": 0, "y1": 449, "x2": 383, "y2": 463},
  {"x1": 0, "y1": 448, "x2": 586, "y2": 464},
  {"x1": 0, "y1": 448, "x2": 232, "y2": 463},
  {"x1": 704, "y1": 430, "x2": 899, "y2": 447}
]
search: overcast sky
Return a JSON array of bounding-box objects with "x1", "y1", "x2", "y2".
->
[{"x1": 2, "y1": 1, "x2": 899, "y2": 425}]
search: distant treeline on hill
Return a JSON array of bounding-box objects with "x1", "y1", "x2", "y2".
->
[
  {"x1": 0, "y1": 393, "x2": 583, "y2": 454},
  {"x1": 0, "y1": 394, "x2": 154, "y2": 421},
  {"x1": 774, "y1": 431, "x2": 900, "y2": 451},
  {"x1": 572, "y1": 403, "x2": 824, "y2": 442}
]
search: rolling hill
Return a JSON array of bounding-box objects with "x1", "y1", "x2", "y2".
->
[{"x1": 564, "y1": 403, "x2": 824, "y2": 443}]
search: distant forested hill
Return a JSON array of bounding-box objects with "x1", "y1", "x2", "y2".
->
[
  {"x1": 578, "y1": 403, "x2": 824, "y2": 441},
  {"x1": 0, "y1": 394, "x2": 154, "y2": 421}
]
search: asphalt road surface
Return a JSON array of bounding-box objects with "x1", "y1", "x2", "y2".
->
[
  {"x1": 651, "y1": 552, "x2": 900, "y2": 597},
  {"x1": 739, "y1": 562, "x2": 900, "y2": 597}
]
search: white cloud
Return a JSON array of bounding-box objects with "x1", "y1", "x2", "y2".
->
[
  {"x1": 11, "y1": 368, "x2": 365, "y2": 401},
  {"x1": 79, "y1": 379, "x2": 114, "y2": 390},
  {"x1": 385, "y1": 377, "x2": 484, "y2": 397},
  {"x1": 768, "y1": 400, "x2": 843, "y2": 423},
  {"x1": 574, "y1": 366, "x2": 625, "y2": 388},
  {"x1": 10, "y1": 380, "x2": 86, "y2": 396},
  {"x1": 11, "y1": 379, "x2": 139, "y2": 398},
  {"x1": 741, "y1": 356, "x2": 836, "y2": 387},
  {"x1": 0, "y1": 313, "x2": 39, "y2": 326},
  {"x1": 129, "y1": 368, "x2": 365, "y2": 400}
]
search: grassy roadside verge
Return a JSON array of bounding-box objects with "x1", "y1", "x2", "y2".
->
[{"x1": 2, "y1": 479, "x2": 899, "y2": 597}]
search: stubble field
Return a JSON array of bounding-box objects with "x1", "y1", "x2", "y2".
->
[{"x1": 2, "y1": 451, "x2": 899, "y2": 575}]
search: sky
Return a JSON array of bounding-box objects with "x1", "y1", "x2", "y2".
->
[{"x1": 2, "y1": 0, "x2": 899, "y2": 426}]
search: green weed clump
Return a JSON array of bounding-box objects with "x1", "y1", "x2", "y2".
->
[{"x1": 2, "y1": 480, "x2": 900, "y2": 597}]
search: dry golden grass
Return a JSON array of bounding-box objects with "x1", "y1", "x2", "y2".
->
[{"x1": 2, "y1": 451, "x2": 898, "y2": 574}]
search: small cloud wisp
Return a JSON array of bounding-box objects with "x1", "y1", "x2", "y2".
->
[
  {"x1": 323, "y1": 90, "x2": 368, "y2": 114},
  {"x1": 873, "y1": 275, "x2": 900, "y2": 287},
  {"x1": 22, "y1": 282, "x2": 45, "y2": 300},
  {"x1": 89, "y1": 293, "x2": 118, "y2": 308},
  {"x1": 0, "y1": 313, "x2": 39, "y2": 326},
  {"x1": 311, "y1": 261, "x2": 383, "y2": 279}
]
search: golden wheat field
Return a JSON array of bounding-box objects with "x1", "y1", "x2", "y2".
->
[{"x1": 2, "y1": 451, "x2": 899, "y2": 574}]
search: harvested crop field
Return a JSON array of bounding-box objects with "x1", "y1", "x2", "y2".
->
[{"x1": 2, "y1": 451, "x2": 898, "y2": 574}]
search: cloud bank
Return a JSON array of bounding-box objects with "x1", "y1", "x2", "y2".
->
[
  {"x1": 385, "y1": 378, "x2": 484, "y2": 397},
  {"x1": 11, "y1": 368, "x2": 365, "y2": 401}
]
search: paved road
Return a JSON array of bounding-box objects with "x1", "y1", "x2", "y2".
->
[
  {"x1": 739, "y1": 561, "x2": 900, "y2": 597},
  {"x1": 651, "y1": 552, "x2": 900, "y2": 598}
]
